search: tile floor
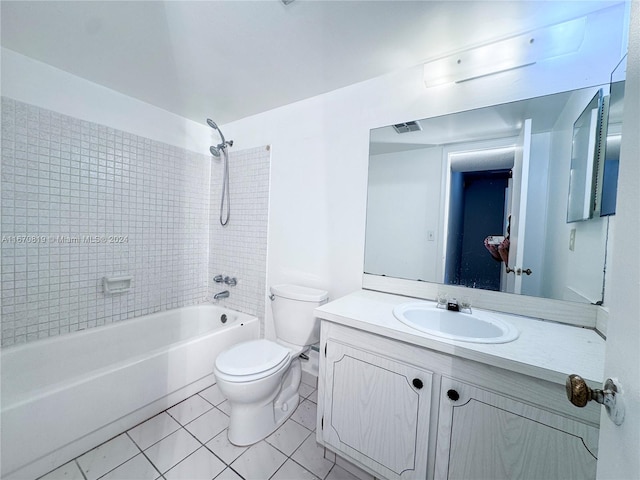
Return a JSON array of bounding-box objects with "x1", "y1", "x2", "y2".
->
[{"x1": 38, "y1": 381, "x2": 365, "y2": 480}]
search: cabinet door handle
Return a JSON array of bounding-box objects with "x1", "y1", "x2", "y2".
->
[
  {"x1": 412, "y1": 378, "x2": 423, "y2": 390},
  {"x1": 447, "y1": 389, "x2": 460, "y2": 401}
]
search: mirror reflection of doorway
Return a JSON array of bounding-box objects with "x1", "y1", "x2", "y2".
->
[{"x1": 445, "y1": 169, "x2": 511, "y2": 290}]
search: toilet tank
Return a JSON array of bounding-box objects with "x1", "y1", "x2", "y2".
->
[{"x1": 270, "y1": 284, "x2": 328, "y2": 347}]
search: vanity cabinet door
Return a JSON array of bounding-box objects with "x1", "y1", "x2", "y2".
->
[
  {"x1": 321, "y1": 340, "x2": 433, "y2": 480},
  {"x1": 435, "y1": 377, "x2": 599, "y2": 480}
]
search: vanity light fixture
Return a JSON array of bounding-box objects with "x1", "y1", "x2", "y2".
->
[{"x1": 423, "y1": 16, "x2": 586, "y2": 87}]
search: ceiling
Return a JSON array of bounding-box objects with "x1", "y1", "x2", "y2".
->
[
  {"x1": 0, "y1": 1, "x2": 622, "y2": 126},
  {"x1": 369, "y1": 89, "x2": 583, "y2": 155}
]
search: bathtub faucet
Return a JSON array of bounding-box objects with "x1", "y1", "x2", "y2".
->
[{"x1": 214, "y1": 290, "x2": 230, "y2": 300}]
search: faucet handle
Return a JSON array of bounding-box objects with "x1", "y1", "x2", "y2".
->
[
  {"x1": 446, "y1": 298, "x2": 460, "y2": 312},
  {"x1": 214, "y1": 275, "x2": 224, "y2": 283},
  {"x1": 224, "y1": 276, "x2": 237, "y2": 286}
]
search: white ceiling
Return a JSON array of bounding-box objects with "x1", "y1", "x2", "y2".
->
[
  {"x1": 369, "y1": 89, "x2": 582, "y2": 155},
  {"x1": 0, "y1": 0, "x2": 622, "y2": 126}
]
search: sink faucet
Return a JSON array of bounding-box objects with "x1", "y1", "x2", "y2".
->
[
  {"x1": 214, "y1": 290, "x2": 230, "y2": 300},
  {"x1": 445, "y1": 298, "x2": 459, "y2": 312},
  {"x1": 448, "y1": 297, "x2": 472, "y2": 314}
]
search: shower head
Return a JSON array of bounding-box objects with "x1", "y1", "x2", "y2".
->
[
  {"x1": 207, "y1": 118, "x2": 233, "y2": 226},
  {"x1": 209, "y1": 140, "x2": 234, "y2": 157},
  {"x1": 207, "y1": 117, "x2": 232, "y2": 155}
]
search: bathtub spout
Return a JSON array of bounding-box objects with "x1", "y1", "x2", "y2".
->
[{"x1": 214, "y1": 290, "x2": 230, "y2": 300}]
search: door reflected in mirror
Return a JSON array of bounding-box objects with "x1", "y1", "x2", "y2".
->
[{"x1": 365, "y1": 85, "x2": 621, "y2": 304}]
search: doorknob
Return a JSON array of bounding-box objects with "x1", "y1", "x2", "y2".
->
[
  {"x1": 505, "y1": 267, "x2": 533, "y2": 275},
  {"x1": 565, "y1": 374, "x2": 625, "y2": 425}
]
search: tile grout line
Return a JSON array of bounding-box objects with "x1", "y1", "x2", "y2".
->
[
  {"x1": 271, "y1": 419, "x2": 333, "y2": 480},
  {"x1": 91, "y1": 431, "x2": 155, "y2": 480},
  {"x1": 125, "y1": 431, "x2": 164, "y2": 480},
  {"x1": 46, "y1": 385, "x2": 324, "y2": 480},
  {"x1": 176, "y1": 412, "x2": 232, "y2": 473},
  {"x1": 74, "y1": 459, "x2": 89, "y2": 480}
]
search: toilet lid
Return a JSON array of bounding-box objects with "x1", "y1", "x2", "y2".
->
[{"x1": 215, "y1": 339, "x2": 291, "y2": 376}]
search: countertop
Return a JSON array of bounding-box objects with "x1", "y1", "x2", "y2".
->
[{"x1": 315, "y1": 290, "x2": 605, "y2": 385}]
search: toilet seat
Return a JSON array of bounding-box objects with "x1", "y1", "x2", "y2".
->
[{"x1": 215, "y1": 339, "x2": 291, "y2": 383}]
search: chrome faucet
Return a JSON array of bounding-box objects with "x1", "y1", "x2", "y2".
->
[
  {"x1": 446, "y1": 298, "x2": 460, "y2": 312},
  {"x1": 214, "y1": 275, "x2": 237, "y2": 286},
  {"x1": 214, "y1": 290, "x2": 230, "y2": 300}
]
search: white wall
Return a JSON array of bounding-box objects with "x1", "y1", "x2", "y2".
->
[
  {"x1": 221, "y1": 4, "x2": 626, "y2": 337},
  {"x1": 365, "y1": 146, "x2": 443, "y2": 281},
  {"x1": 543, "y1": 88, "x2": 610, "y2": 303},
  {"x1": 1, "y1": 48, "x2": 212, "y2": 154}
]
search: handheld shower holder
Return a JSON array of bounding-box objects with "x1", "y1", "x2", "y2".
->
[{"x1": 206, "y1": 118, "x2": 233, "y2": 226}]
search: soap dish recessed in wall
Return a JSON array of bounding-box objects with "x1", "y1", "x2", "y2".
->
[{"x1": 102, "y1": 276, "x2": 132, "y2": 294}]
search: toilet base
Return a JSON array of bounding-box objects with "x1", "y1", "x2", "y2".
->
[{"x1": 227, "y1": 358, "x2": 302, "y2": 446}]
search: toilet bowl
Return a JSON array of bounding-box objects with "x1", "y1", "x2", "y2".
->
[
  {"x1": 214, "y1": 338, "x2": 302, "y2": 445},
  {"x1": 213, "y1": 284, "x2": 328, "y2": 446}
]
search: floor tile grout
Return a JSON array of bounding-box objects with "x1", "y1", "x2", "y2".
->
[
  {"x1": 43, "y1": 385, "x2": 340, "y2": 480},
  {"x1": 125, "y1": 430, "x2": 165, "y2": 480},
  {"x1": 74, "y1": 459, "x2": 88, "y2": 480}
]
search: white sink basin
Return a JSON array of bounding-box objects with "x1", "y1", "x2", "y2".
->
[{"x1": 392, "y1": 302, "x2": 519, "y2": 344}]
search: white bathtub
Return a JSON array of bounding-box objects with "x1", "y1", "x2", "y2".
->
[{"x1": 0, "y1": 304, "x2": 259, "y2": 480}]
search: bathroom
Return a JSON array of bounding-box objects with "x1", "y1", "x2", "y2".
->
[{"x1": 1, "y1": 1, "x2": 638, "y2": 479}]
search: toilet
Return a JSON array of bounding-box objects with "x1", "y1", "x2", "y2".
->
[{"x1": 213, "y1": 284, "x2": 328, "y2": 446}]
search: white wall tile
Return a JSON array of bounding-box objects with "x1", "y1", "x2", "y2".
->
[
  {"x1": 208, "y1": 145, "x2": 271, "y2": 335},
  {"x1": 1, "y1": 97, "x2": 271, "y2": 347}
]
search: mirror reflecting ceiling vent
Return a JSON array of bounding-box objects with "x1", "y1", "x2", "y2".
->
[{"x1": 393, "y1": 121, "x2": 422, "y2": 134}]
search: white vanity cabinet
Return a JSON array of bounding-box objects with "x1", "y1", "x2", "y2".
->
[
  {"x1": 321, "y1": 339, "x2": 433, "y2": 480},
  {"x1": 435, "y1": 377, "x2": 599, "y2": 480},
  {"x1": 317, "y1": 320, "x2": 601, "y2": 480}
]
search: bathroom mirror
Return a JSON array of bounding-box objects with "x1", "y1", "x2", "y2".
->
[
  {"x1": 364, "y1": 85, "x2": 616, "y2": 304},
  {"x1": 600, "y1": 55, "x2": 626, "y2": 217},
  {"x1": 566, "y1": 89, "x2": 605, "y2": 223}
]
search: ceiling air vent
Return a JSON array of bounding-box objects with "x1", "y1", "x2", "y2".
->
[{"x1": 392, "y1": 121, "x2": 422, "y2": 134}]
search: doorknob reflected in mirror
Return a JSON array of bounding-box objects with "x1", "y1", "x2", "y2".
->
[
  {"x1": 566, "y1": 374, "x2": 625, "y2": 425},
  {"x1": 505, "y1": 267, "x2": 533, "y2": 275}
]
